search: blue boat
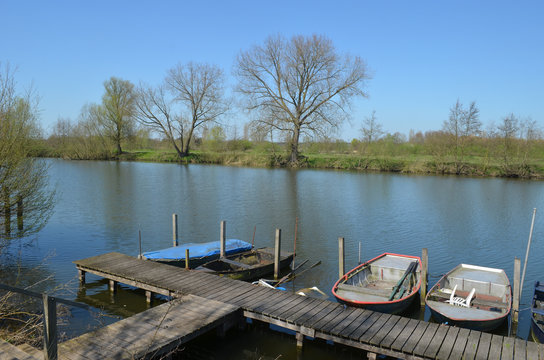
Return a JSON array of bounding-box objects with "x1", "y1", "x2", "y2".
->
[
  {"x1": 531, "y1": 281, "x2": 544, "y2": 343},
  {"x1": 142, "y1": 239, "x2": 252, "y2": 268}
]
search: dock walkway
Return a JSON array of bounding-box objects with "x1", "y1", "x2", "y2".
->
[
  {"x1": 73, "y1": 252, "x2": 542, "y2": 360},
  {"x1": 57, "y1": 294, "x2": 239, "y2": 359}
]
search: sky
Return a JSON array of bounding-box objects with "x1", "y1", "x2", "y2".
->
[{"x1": 2, "y1": 0, "x2": 543, "y2": 140}]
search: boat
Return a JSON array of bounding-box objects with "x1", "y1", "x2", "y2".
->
[
  {"x1": 196, "y1": 247, "x2": 294, "y2": 281},
  {"x1": 531, "y1": 281, "x2": 544, "y2": 342},
  {"x1": 332, "y1": 253, "x2": 421, "y2": 314},
  {"x1": 142, "y1": 239, "x2": 252, "y2": 268},
  {"x1": 425, "y1": 263, "x2": 511, "y2": 331}
]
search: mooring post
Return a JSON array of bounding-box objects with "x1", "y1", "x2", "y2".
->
[
  {"x1": 513, "y1": 257, "x2": 521, "y2": 324},
  {"x1": 338, "y1": 237, "x2": 345, "y2": 279},
  {"x1": 421, "y1": 248, "x2": 428, "y2": 306},
  {"x1": 172, "y1": 213, "x2": 178, "y2": 247},
  {"x1": 274, "y1": 228, "x2": 281, "y2": 279},
  {"x1": 296, "y1": 332, "x2": 304, "y2": 348},
  {"x1": 185, "y1": 249, "x2": 190, "y2": 269},
  {"x1": 42, "y1": 294, "x2": 57, "y2": 360},
  {"x1": 146, "y1": 290, "x2": 153, "y2": 305},
  {"x1": 16, "y1": 195, "x2": 23, "y2": 231},
  {"x1": 220, "y1": 220, "x2": 226, "y2": 258},
  {"x1": 109, "y1": 279, "x2": 117, "y2": 293},
  {"x1": 78, "y1": 269, "x2": 86, "y2": 284}
]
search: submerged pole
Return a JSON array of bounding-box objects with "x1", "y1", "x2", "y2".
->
[
  {"x1": 220, "y1": 221, "x2": 226, "y2": 258},
  {"x1": 338, "y1": 237, "x2": 345, "y2": 279},
  {"x1": 172, "y1": 213, "x2": 178, "y2": 247},
  {"x1": 520, "y1": 208, "x2": 537, "y2": 299},
  {"x1": 274, "y1": 229, "x2": 281, "y2": 279}
]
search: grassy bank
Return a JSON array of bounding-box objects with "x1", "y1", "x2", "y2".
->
[{"x1": 102, "y1": 148, "x2": 544, "y2": 180}]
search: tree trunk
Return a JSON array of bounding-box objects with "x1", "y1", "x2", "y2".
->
[
  {"x1": 3, "y1": 187, "x2": 10, "y2": 236},
  {"x1": 116, "y1": 141, "x2": 122, "y2": 155},
  {"x1": 289, "y1": 126, "x2": 301, "y2": 165}
]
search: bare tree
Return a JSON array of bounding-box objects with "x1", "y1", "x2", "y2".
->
[
  {"x1": 235, "y1": 34, "x2": 370, "y2": 165},
  {"x1": 360, "y1": 110, "x2": 383, "y2": 144},
  {"x1": 100, "y1": 77, "x2": 136, "y2": 154},
  {"x1": 164, "y1": 62, "x2": 228, "y2": 157},
  {"x1": 443, "y1": 100, "x2": 481, "y2": 174},
  {"x1": 0, "y1": 63, "x2": 55, "y2": 242}
]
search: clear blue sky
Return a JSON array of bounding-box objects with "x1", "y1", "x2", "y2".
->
[{"x1": 2, "y1": 0, "x2": 542, "y2": 140}]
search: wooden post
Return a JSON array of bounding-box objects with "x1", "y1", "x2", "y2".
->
[
  {"x1": 16, "y1": 195, "x2": 23, "y2": 231},
  {"x1": 420, "y1": 248, "x2": 428, "y2": 306},
  {"x1": 220, "y1": 220, "x2": 226, "y2": 258},
  {"x1": 274, "y1": 228, "x2": 281, "y2": 279},
  {"x1": 42, "y1": 294, "x2": 57, "y2": 360},
  {"x1": 138, "y1": 229, "x2": 142, "y2": 259},
  {"x1": 296, "y1": 332, "x2": 304, "y2": 348},
  {"x1": 109, "y1": 279, "x2": 117, "y2": 293},
  {"x1": 513, "y1": 257, "x2": 521, "y2": 324},
  {"x1": 338, "y1": 237, "x2": 345, "y2": 279},
  {"x1": 185, "y1": 249, "x2": 190, "y2": 269},
  {"x1": 146, "y1": 290, "x2": 153, "y2": 304},
  {"x1": 78, "y1": 269, "x2": 86, "y2": 284},
  {"x1": 172, "y1": 213, "x2": 178, "y2": 247}
]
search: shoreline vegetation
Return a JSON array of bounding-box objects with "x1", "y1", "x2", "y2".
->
[{"x1": 33, "y1": 139, "x2": 544, "y2": 180}]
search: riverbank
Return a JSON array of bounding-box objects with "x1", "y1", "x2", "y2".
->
[{"x1": 107, "y1": 149, "x2": 544, "y2": 180}]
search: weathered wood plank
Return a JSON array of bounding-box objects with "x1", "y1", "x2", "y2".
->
[
  {"x1": 413, "y1": 322, "x2": 439, "y2": 356},
  {"x1": 339, "y1": 309, "x2": 374, "y2": 339},
  {"x1": 390, "y1": 318, "x2": 419, "y2": 351},
  {"x1": 487, "y1": 334, "x2": 503, "y2": 360},
  {"x1": 379, "y1": 316, "x2": 410, "y2": 349},
  {"x1": 423, "y1": 324, "x2": 449, "y2": 359},
  {"x1": 359, "y1": 313, "x2": 391, "y2": 344},
  {"x1": 435, "y1": 325, "x2": 459, "y2": 360},
  {"x1": 526, "y1": 339, "x2": 539, "y2": 360},
  {"x1": 367, "y1": 314, "x2": 401, "y2": 346},
  {"x1": 298, "y1": 301, "x2": 340, "y2": 327},
  {"x1": 514, "y1": 337, "x2": 527, "y2": 360},
  {"x1": 292, "y1": 298, "x2": 331, "y2": 324},
  {"x1": 474, "y1": 332, "x2": 492, "y2": 360},
  {"x1": 448, "y1": 327, "x2": 470, "y2": 360},
  {"x1": 463, "y1": 330, "x2": 481, "y2": 360},
  {"x1": 400, "y1": 321, "x2": 428, "y2": 354},
  {"x1": 501, "y1": 336, "x2": 515, "y2": 360},
  {"x1": 328, "y1": 307, "x2": 366, "y2": 336},
  {"x1": 320, "y1": 307, "x2": 359, "y2": 334},
  {"x1": 350, "y1": 311, "x2": 383, "y2": 341}
]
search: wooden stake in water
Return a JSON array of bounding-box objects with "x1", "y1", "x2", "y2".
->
[
  {"x1": 274, "y1": 228, "x2": 281, "y2": 279},
  {"x1": 43, "y1": 294, "x2": 57, "y2": 360},
  {"x1": 138, "y1": 229, "x2": 142, "y2": 259},
  {"x1": 252, "y1": 225, "x2": 256, "y2": 249},
  {"x1": 172, "y1": 213, "x2": 178, "y2": 247},
  {"x1": 520, "y1": 208, "x2": 537, "y2": 299},
  {"x1": 220, "y1": 221, "x2": 226, "y2": 258},
  {"x1": 358, "y1": 241, "x2": 361, "y2": 265},
  {"x1": 420, "y1": 248, "x2": 428, "y2": 306},
  {"x1": 513, "y1": 257, "x2": 521, "y2": 325},
  {"x1": 338, "y1": 237, "x2": 345, "y2": 279},
  {"x1": 185, "y1": 249, "x2": 190, "y2": 269}
]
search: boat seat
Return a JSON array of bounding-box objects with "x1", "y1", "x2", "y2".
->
[
  {"x1": 336, "y1": 283, "x2": 392, "y2": 298},
  {"x1": 220, "y1": 258, "x2": 253, "y2": 269},
  {"x1": 447, "y1": 285, "x2": 476, "y2": 308}
]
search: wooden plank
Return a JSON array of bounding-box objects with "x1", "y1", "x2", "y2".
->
[
  {"x1": 298, "y1": 301, "x2": 340, "y2": 327},
  {"x1": 339, "y1": 309, "x2": 374, "y2": 339},
  {"x1": 475, "y1": 332, "x2": 492, "y2": 360},
  {"x1": 242, "y1": 288, "x2": 286, "y2": 310},
  {"x1": 328, "y1": 308, "x2": 366, "y2": 336},
  {"x1": 359, "y1": 313, "x2": 392, "y2": 343},
  {"x1": 286, "y1": 298, "x2": 322, "y2": 323},
  {"x1": 501, "y1": 336, "x2": 515, "y2": 360},
  {"x1": 463, "y1": 330, "x2": 481, "y2": 360},
  {"x1": 368, "y1": 314, "x2": 401, "y2": 346},
  {"x1": 0, "y1": 339, "x2": 40, "y2": 360},
  {"x1": 413, "y1": 323, "x2": 439, "y2": 356},
  {"x1": 423, "y1": 324, "x2": 449, "y2": 359},
  {"x1": 391, "y1": 318, "x2": 419, "y2": 351},
  {"x1": 514, "y1": 337, "x2": 527, "y2": 360},
  {"x1": 379, "y1": 316, "x2": 410, "y2": 348},
  {"x1": 526, "y1": 339, "x2": 539, "y2": 360},
  {"x1": 349, "y1": 311, "x2": 382, "y2": 340},
  {"x1": 400, "y1": 321, "x2": 429, "y2": 353},
  {"x1": 435, "y1": 325, "x2": 459, "y2": 360},
  {"x1": 448, "y1": 327, "x2": 470, "y2": 360},
  {"x1": 310, "y1": 306, "x2": 349, "y2": 331},
  {"x1": 269, "y1": 295, "x2": 311, "y2": 319},
  {"x1": 292, "y1": 298, "x2": 331, "y2": 324},
  {"x1": 487, "y1": 334, "x2": 503, "y2": 360}
]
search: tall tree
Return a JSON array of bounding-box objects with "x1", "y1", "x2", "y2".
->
[
  {"x1": 0, "y1": 63, "x2": 54, "y2": 242},
  {"x1": 100, "y1": 77, "x2": 136, "y2": 154},
  {"x1": 360, "y1": 110, "x2": 383, "y2": 154},
  {"x1": 235, "y1": 34, "x2": 370, "y2": 165},
  {"x1": 165, "y1": 62, "x2": 228, "y2": 156}
]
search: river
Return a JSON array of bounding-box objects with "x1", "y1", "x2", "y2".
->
[{"x1": 3, "y1": 159, "x2": 543, "y2": 358}]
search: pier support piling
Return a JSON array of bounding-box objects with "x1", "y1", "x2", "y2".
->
[
  {"x1": 296, "y1": 332, "x2": 304, "y2": 348},
  {"x1": 338, "y1": 237, "x2": 345, "y2": 279},
  {"x1": 274, "y1": 229, "x2": 281, "y2": 279},
  {"x1": 172, "y1": 213, "x2": 178, "y2": 247},
  {"x1": 185, "y1": 249, "x2": 190, "y2": 269},
  {"x1": 421, "y1": 248, "x2": 428, "y2": 306},
  {"x1": 78, "y1": 269, "x2": 86, "y2": 284},
  {"x1": 43, "y1": 294, "x2": 57, "y2": 360},
  {"x1": 220, "y1": 221, "x2": 226, "y2": 258},
  {"x1": 109, "y1": 280, "x2": 117, "y2": 293},
  {"x1": 146, "y1": 290, "x2": 153, "y2": 305}
]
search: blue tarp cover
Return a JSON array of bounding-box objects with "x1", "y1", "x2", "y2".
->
[{"x1": 143, "y1": 239, "x2": 252, "y2": 260}]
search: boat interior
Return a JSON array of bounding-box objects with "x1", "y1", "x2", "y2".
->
[{"x1": 336, "y1": 255, "x2": 420, "y2": 303}]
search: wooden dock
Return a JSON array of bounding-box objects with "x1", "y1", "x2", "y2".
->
[
  {"x1": 63, "y1": 252, "x2": 544, "y2": 359},
  {"x1": 57, "y1": 294, "x2": 239, "y2": 359}
]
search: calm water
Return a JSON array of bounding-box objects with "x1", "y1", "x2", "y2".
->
[{"x1": 3, "y1": 159, "x2": 544, "y2": 357}]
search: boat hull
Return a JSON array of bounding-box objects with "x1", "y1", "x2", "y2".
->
[
  {"x1": 332, "y1": 253, "x2": 422, "y2": 315},
  {"x1": 425, "y1": 263, "x2": 511, "y2": 331},
  {"x1": 531, "y1": 281, "x2": 544, "y2": 343}
]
